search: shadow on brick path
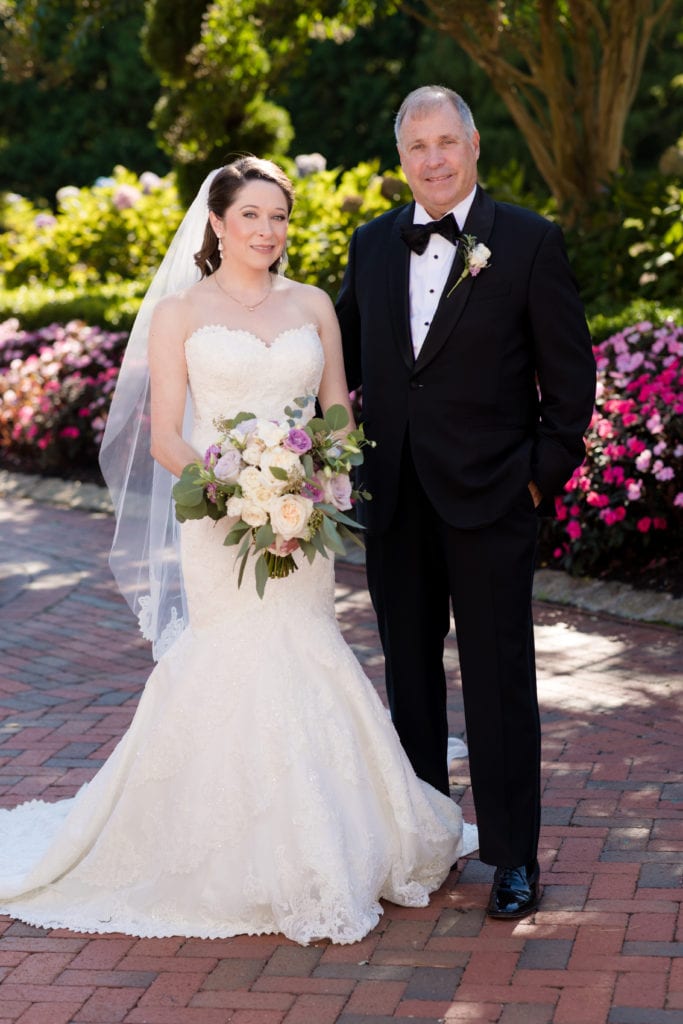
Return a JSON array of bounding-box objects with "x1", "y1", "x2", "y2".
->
[{"x1": 0, "y1": 495, "x2": 681, "y2": 1024}]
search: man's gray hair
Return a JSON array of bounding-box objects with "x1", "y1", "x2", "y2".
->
[{"x1": 394, "y1": 86, "x2": 477, "y2": 144}]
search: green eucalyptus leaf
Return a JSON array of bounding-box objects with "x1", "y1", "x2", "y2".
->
[
  {"x1": 172, "y1": 463, "x2": 205, "y2": 506},
  {"x1": 310, "y1": 531, "x2": 328, "y2": 557},
  {"x1": 175, "y1": 495, "x2": 209, "y2": 521},
  {"x1": 225, "y1": 521, "x2": 251, "y2": 546},
  {"x1": 338, "y1": 523, "x2": 366, "y2": 548},
  {"x1": 298, "y1": 538, "x2": 317, "y2": 564},
  {"x1": 254, "y1": 522, "x2": 276, "y2": 551},
  {"x1": 323, "y1": 404, "x2": 349, "y2": 432},
  {"x1": 255, "y1": 554, "x2": 269, "y2": 599},
  {"x1": 320, "y1": 515, "x2": 346, "y2": 555},
  {"x1": 237, "y1": 547, "x2": 251, "y2": 589}
]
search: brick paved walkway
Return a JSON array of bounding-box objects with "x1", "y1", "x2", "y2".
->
[{"x1": 0, "y1": 495, "x2": 681, "y2": 1024}]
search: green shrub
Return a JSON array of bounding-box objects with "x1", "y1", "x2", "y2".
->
[
  {"x1": 587, "y1": 299, "x2": 683, "y2": 344},
  {"x1": 564, "y1": 176, "x2": 683, "y2": 312},
  {"x1": 286, "y1": 161, "x2": 409, "y2": 295},
  {"x1": 0, "y1": 167, "x2": 183, "y2": 290},
  {"x1": 0, "y1": 281, "x2": 144, "y2": 333}
]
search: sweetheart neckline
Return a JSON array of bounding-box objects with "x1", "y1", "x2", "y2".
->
[{"x1": 185, "y1": 322, "x2": 319, "y2": 350}]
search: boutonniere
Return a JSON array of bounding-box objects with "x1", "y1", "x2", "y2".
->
[{"x1": 446, "y1": 234, "x2": 491, "y2": 297}]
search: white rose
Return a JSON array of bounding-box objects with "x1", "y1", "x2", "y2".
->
[
  {"x1": 268, "y1": 493, "x2": 313, "y2": 540},
  {"x1": 243, "y1": 438, "x2": 266, "y2": 465},
  {"x1": 240, "y1": 498, "x2": 269, "y2": 527},
  {"x1": 239, "y1": 466, "x2": 280, "y2": 504},
  {"x1": 226, "y1": 495, "x2": 244, "y2": 517},
  {"x1": 469, "y1": 243, "x2": 491, "y2": 271},
  {"x1": 255, "y1": 419, "x2": 288, "y2": 448},
  {"x1": 227, "y1": 419, "x2": 257, "y2": 449},
  {"x1": 260, "y1": 446, "x2": 302, "y2": 489}
]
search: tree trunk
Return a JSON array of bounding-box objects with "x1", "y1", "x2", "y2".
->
[{"x1": 411, "y1": 0, "x2": 675, "y2": 223}]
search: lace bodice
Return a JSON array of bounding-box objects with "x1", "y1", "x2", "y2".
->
[{"x1": 184, "y1": 323, "x2": 325, "y2": 452}]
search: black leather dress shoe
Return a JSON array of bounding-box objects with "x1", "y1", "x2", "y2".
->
[{"x1": 487, "y1": 861, "x2": 541, "y2": 919}]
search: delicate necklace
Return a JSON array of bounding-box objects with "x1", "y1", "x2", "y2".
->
[{"x1": 213, "y1": 273, "x2": 272, "y2": 312}]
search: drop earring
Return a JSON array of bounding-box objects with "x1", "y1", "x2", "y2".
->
[{"x1": 217, "y1": 236, "x2": 224, "y2": 259}]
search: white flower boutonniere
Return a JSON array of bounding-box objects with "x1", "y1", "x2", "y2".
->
[{"x1": 446, "y1": 234, "x2": 492, "y2": 297}]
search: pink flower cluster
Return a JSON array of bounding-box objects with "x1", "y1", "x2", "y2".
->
[
  {"x1": 0, "y1": 319, "x2": 126, "y2": 473},
  {"x1": 549, "y1": 320, "x2": 683, "y2": 574}
]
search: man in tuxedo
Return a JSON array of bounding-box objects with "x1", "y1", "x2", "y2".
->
[{"x1": 337, "y1": 85, "x2": 596, "y2": 919}]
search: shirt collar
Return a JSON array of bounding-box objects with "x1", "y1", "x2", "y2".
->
[{"x1": 413, "y1": 185, "x2": 477, "y2": 231}]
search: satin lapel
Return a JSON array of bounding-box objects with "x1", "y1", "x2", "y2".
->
[
  {"x1": 388, "y1": 203, "x2": 416, "y2": 370},
  {"x1": 414, "y1": 187, "x2": 496, "y2": 372}
]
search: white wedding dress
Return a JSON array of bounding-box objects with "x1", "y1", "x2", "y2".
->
[{"x1": 0, "y1": 323, "x2": 477, "y2": 945}]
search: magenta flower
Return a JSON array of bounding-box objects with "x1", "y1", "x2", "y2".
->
[
  {"x1": 586, "y1": 491, "x2": 610, "y2": 508},
  {"x1": 600, "y1": 507, "x2": 626, "y2": 526},
  {"x1": 301, "y1": 481, "x2": 325, "y2": 502},
  {"x1": 203, "y1": 444, "x2": 221, "y2": 470}
]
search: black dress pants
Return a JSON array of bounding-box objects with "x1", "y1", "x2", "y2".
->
[{"x1": 365, "y1": 441, "x2": 541, "y2": 868}]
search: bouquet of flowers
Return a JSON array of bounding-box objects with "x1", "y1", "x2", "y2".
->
[{"x1": 172, "y1": 395, "x2": 373, "y2": 597}]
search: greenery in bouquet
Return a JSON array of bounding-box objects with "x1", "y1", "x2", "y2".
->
[
  {"x1": 543, "y1": 319, "x2": 683, "y2": 578},
  {"x1": 172, "y1": 396, "x2": 373, "y2": 597}
]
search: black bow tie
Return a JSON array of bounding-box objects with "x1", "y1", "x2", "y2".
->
[{"x1": 400, "y1": 214, "x2": 461, "y2": 255}]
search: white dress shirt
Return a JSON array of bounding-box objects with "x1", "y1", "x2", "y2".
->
[{"x1": 408, "y1": 187, "x2": 477, "y2": 358}]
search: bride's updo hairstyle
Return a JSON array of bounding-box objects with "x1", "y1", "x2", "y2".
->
[{"x1": 194, "y1": 156, "x2": 295, "y2": 276}]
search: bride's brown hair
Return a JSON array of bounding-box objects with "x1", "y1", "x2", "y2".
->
[{"x1": 193, "y1": 157, "x2": 295, "y2": 277}]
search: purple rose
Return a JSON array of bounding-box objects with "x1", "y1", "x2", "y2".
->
[
  {"x1": 304, "y1": 470, "x2": 353, "y2": 509},
  {"x1": 214, "y1": 446, "x2": 242, "y2": 483},
  {"x1": 284, "y1": 428, "x2": 312, "y2": 454},
  {"x1": 329, "y1": 473, "x2": 353, "y2": 511}
]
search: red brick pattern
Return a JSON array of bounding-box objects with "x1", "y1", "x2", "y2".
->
[{"x1": 0, "y1": 496, "x2": 682, "y2": 1024}]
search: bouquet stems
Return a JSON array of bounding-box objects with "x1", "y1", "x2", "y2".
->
[{"x1": 263, "y1": 551, "x2": 298, "y2": 580}]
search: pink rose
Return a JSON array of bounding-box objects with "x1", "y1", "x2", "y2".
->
[{"x1": 268, "y1": 537, "x2": 300, "y2": 556}]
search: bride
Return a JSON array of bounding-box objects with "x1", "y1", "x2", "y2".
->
[{"x1": 0, "y1": 157, "x2": 477, "y2": 945}]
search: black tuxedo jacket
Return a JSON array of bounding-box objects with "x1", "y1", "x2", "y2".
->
[{"x1": 337, "y1": 186, "x2": 596, "y2": 533}]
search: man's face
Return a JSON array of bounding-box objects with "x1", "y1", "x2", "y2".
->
[{"x1": 397, "y1": 102, "x2": 480, "y2": 220}]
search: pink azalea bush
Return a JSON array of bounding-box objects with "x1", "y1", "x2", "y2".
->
[
  {"x1": 544, "y1": 320, "x2": 683, "y2": 576},
  {"x1": 0, "y1": 319, "x2": 126, "y2": 476}
]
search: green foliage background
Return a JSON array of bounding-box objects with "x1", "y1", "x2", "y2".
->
[{"x1": 0, "y1": 1, "x2": 168, "y2": 201}]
